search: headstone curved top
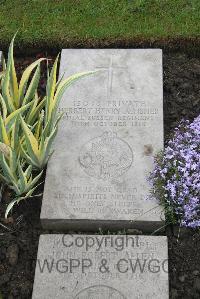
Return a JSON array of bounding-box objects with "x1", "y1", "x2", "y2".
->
[{"x1": 41, "y1": 49, "x2": 164, "y2": 232}]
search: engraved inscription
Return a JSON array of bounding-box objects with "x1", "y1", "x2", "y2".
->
[
  {"x1": 59, "y1": 99, "x2": 159, "y2": 128},
  {"x1": 96, "y1": 55, "x2": 127, "y2": 98},
  {"x1": 79, "y1": 132, "x2": 133, "y2": 180},
  {"x1": 75, "y1": 285, "x2": 126, "y2": 299}
]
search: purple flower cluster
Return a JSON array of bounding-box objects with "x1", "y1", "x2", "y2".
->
[{"x1": 150, "y1": 115, "x2": 200, "y2": 228}]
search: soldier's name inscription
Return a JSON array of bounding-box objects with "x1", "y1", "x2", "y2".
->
[{"x1": 59, "y1": 99, "x2": 159, "y2": 128}]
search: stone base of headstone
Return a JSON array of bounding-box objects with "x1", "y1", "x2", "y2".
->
[
  {"x1": 32, "y1": 234, "x2": 169, "y2": 299},
  {"x1": 41, "y1": 218, "x2": 164, "y2": 233}
]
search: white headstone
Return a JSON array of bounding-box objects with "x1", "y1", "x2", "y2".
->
[
  {"x1": 41, "y1": 49, "x2": 164, "y2": 232},
  {"x1": 32, "y1": 234, "x2": 169, "y2": 299}
]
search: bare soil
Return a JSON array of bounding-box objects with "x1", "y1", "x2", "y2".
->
[{"x1": 0, "y1": 51, "x2": 200, "y2": 299}]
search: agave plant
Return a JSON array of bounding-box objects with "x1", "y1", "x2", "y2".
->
[
  {"x1": 0, "y1": 143, "x2": 43, "y2": 218},
  {"x1": 20, "y1": 55, "x2": 96, "y2": 169},
  {"x1": 0, "y1": 36, "x2": 45, "y2": 122},
  {"x1": 0, "y1": 35, "x2": 97, "y2": 217},
  {"x1": 0, "y1": 36, "x2": 47, "y2": 151}
]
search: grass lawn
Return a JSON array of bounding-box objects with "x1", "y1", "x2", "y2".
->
[{"x1": 0, "y1": 0, "x2": 199, "y2": 48}]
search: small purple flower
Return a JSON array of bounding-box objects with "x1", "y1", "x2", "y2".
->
[{"x1": 149, "y1": 115, "x2": 200, "y2": 228}]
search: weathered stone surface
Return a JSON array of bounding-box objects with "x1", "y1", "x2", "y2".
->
[
  {"x1": 41, "y1": 49, "x2": 164, "y2": 231},
  {"x1": 32, "y1": 234, "x2": 169, "y2": 299}
]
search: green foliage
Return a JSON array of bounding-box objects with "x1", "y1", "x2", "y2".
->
[
  {"x1": 0, "y1": 143, "x2": 43, "y2": 218},
  {"x1": 0, "y1": 0, "x2": 199, "y2": 49},
  {"x1": 20, "y1": 56, "x2": 95, "y2": 170},
  {"x1": 0, "y1": 36, "x2": 96, "y2": 217}
]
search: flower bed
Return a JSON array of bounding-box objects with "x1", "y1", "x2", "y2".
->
[
  {"x1": 0, "y1": 51, "x2": 200, "y2": 299},
  {"x1": 150, "y1": 116, "x2": 200, "y2": 228}
]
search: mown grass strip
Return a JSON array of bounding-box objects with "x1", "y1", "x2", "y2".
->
[{"x1": 0, "y1": 0, "x2": 199, "y2": 48}]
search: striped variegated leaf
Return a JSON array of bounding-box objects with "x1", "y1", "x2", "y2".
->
[
  {"x1": 9, "y1": 147, "x2": 18, "y2": 175},
  {"x1": 27, "y1": 170, "x2": 43, "y2": 191},
  {"x1": 1, "y1": 35, "x2": 17, "y2": 112},
  {"x1": 10, "y1": 117, "x2": 20, "y2": 151},
  {"x1": 49, "y1": 70, "x2": 97, "y2": 127},
  {"x1": 39, "y1": 125, "x2": 57, "y2": 167},
  {"x1": 5, "y1": 100, "x2": 33, "y2": 132},
  {"x1": 0, "y1": 93, "x2": 8, "y2": 120},
  {"x1": 20, "y1": 116, "x2": 39, "y2": 158},
  {"x1": 20, "y1": 143, "x2": 39, "y2": 168},
  {"x1": 5, "y1": 169, "x2": 43, "y2": 218},
  {"x1": 24, "y1": 165, "x2": 32, "y2": 180},
  {"x1": 45, "y1": 55, "x2": 59, "y2": 125},
  {"x1": 5, "y1": 196, "x2": 23, "y2": 219},
  {"x1": 22, "y1": 64, "x2": 41, "y2": 106},
  {"x1": 0, "y1": 116, "x2": 10, "y2": 145},
  {"x1": 0, "y1": 153, "x2": 19, "y2": 193},
  {"x1": 19, "y1": 58, "x2": 45, "y2": 103},
  {"x1": 25, "y1": 96, "x2": 45, "y2": 125}
]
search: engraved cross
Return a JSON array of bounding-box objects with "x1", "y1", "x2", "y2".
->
[{"x1": 96, "y1": 55, "x2": 127, "y2": 98}]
